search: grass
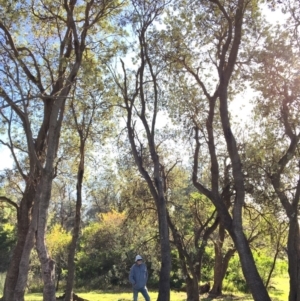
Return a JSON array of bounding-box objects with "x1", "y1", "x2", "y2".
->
[
  {"x1": 24, "y1": 287, "x2": 288, "y2": 301},
  {"x1": 23, "y1": 275, "x2": 290, "y2": 301},
  {"x1": 24, "y1": 291, "x2": 187, "y2": 301},
  {"x1": 268, "y1": 275, "x2": 289, "y2": 301}
]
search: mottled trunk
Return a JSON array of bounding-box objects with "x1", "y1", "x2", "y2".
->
[
  {"x1": 12, "y1": 228, "x2": 36, "y2": 301},
  {"x1": 36, "y1": 172, "x2": 56, "y2": 301},
  {"x1": 2, "y1": 185, "x2": 35, "y2": 301},
  {"x1": 287, "y1": 217, "x2": 300, "y2": 301},
  {"x1": 13, "y1": 183, "x2": 42, "y2": 301}
]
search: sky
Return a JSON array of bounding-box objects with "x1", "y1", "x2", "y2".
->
[
  {"x1": 0, "y1": 3, "x2": 288, "y2": 172},
  {"x1": 0, "y1": 143, "x2": 13, "y2": 169}
]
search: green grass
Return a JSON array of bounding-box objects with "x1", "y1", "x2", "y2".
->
[
  {"x1": 24, "y1": 276, "x2": 290, "y2": 301},
  {"x1": 268, "y1": 275, "x2": 289, "y2": 301},
  {"x1": 24, "y1": 291, "x2": 187, "y2": 301},
  {"x1": 23, "y1": 290, "x2": 285, "y2": 301}
]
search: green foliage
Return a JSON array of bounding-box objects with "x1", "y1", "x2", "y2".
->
[
  {"x1": 224, "y1": 254, "x2": 249, "y2": 293},
  {"x1": 224, "y1": 250, "x2": 288, "y2": 294},
  {"x1": 200, "y1": 246, "x2": 215, "y2": 282},
  {"x1": 47, "y1": 224, "x2": 72, "y2": 259},
  {"x1": 76, "y1": 211, "x2": 130, "y2": 289},
  {"x1": 253, "y1": 252, "x2": 288, "y2": 282},
  {"x1": 0, "y1": 208, "x2": 17, "y2": 273},
  {"x1": 169, "y1": 249, "x2": 185, "y2": 289}
]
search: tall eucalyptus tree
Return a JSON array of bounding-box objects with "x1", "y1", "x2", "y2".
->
[
  {"x1": 161, "y1": 0, "x2": 271, "y2": 300},
  {"x1": 0, "y1": 1, "x2": 123, "y2": 300},
  {"x1": 249, "y1": 9, "x2": 300, "y2": 299},
  {"x1": 109, "y1": 1, "x2": 173, "y2": 300}
]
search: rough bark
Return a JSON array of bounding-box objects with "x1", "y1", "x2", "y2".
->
[{"x1": 64, "y1": 162, "x2": 82, "y2": 301}]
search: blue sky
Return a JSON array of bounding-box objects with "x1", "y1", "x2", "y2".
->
[{"x1": 0, "y1": 3, "x2": 287, "y2": 172}]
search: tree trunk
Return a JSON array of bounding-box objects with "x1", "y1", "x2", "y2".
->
[
  {"x1": 35, "y1": 172, "x2": 56, "y2": 301},
  {"x1": 287, "y1": 217, "x2": 300, "y2": 301},
  {"x1": 186, "y1": 275, "x2": 200, "y2": 301},
  {"x1": 56, "y1": 265, "x2": 62, "y2": 292},
  {"x1": 210, "y1": 224, "x2": 235, "y2": 297},
  {"x1": 12, "y1": 173, "x2": 57, "y2": 301},
  {"x1": 210, "y1": 244, "x2": 235, "y2": 296},
  {"x1": 2, "y1": 96, "x2": 54, "y2": 301},
  {"x1": 231, "y1": 228, "x2": 270, "y2": 300},
  {"x1": 219, "y1": 62, "x2": 271, "y2": 300},
  {"x1": 120, "y1": 2, "x2": 172, "y2": 298},
  {"x1": 64, "y1": 146, "x2": 84, "y2": 301},
  {"x1": 156, "y1": 187, "x2": 171, "y2": 301},
  {"x1": 2, "y1": 185, "x2": 35, "y2": 301},
  {"x1": 211, "y1": 240, "x2": 224, "y2": 296},
  {"x1": 13, "y1": 183, "x2": 42, "y2": 301}
]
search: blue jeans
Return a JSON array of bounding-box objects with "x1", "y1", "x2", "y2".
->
[{"x1": 133, "y1": 287, "x2": 150, "y2": 301}]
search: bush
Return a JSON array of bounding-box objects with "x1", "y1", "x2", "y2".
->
[{"x1": 225, "y1": 255, "x2": 249, "y2": 293}]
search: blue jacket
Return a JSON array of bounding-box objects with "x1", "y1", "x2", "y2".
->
[{"x1": 129, "y1": 262, "x2": 148, "y2": 289}]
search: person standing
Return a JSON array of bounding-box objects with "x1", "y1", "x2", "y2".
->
[{"x1": 129, "y1": 255, "x2": 150, "y2": 301}]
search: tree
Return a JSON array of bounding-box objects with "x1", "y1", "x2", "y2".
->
[
  {"x1": 161, "y1": 0, "x2": 272, "y2": 300},
  {"x1": 249, "y1": 13, "x2": 300, "y2": 300},
  {"x1": 0, "y1": 1, "x2": 123, "y2": 300},
  {"x1": 165, "y1": 167, "x2": 220, "y2": 301},
  {"x1": 61, "y1": 54, "x2": 104, "y2": 301},
  {"x1": 109, "y1": 1, "x2": 174, "y2": 299}
]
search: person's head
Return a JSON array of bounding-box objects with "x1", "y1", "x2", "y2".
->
[{"x1": 135, "y1": 255, "x2": 143, "y2": 265}]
